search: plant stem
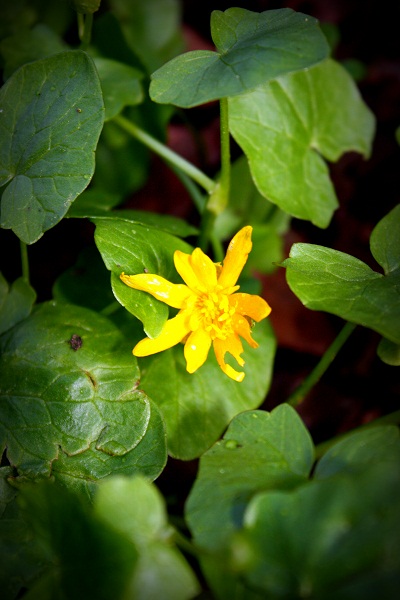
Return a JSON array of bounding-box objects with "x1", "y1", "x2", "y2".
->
[
  {"x1": 314, "y1": 409, "x2": 400, "y2": 459},
  {"x1": 218, "y1": 97, "x2": 231, "y2": 208},
  {"x1": 114, "y1": 115, "x2": 216, "y2": 194},
  {"x1": 79, "y1": 13, "x2": 93, "y2": 50},
  {"x1": 20, "y1": 241, "x2": 30, "y2": 284},
  {"x1": 198, "y1": 98, "x2": 231, "y2": 251},
  {"x1": 100, "y1": 301, "x2": 121, "y2": 317},
  {"x1": 287, "y1": 321, "x2": 357, "y2": 407}
]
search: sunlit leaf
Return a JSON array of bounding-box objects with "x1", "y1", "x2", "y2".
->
[
  {"x1": 150, "y1": 8, "x2": 329, "y2": 108},
  {"x1": 283, "y1": 205, "x2": 400, "y2": 343},
  {"x1": 0, "y1": 50, "x2": 104, "y2": 244},
  {"x1": 229, "y1": 59, "x2": 375, "y2": 227},
  {"x1": 93, "y1": 218, "x2": 192, "y2": 338},
  {"x1": 140, "y1": 320, "x2": 277, "y2": 460},
  {"x1": 0, "y1": 302, "x2": 166, "y2": 487}
]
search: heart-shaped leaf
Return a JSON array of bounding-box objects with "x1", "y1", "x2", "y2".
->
[
  {"x1": 0, "y1": 302, "x2": 167, "y2": 487},
  {"x1": 0, "y1": 273, "x2": 36, "y2": 335},
  {"x1": 150, "y1": 8, "x2": 329, "y2": 107},
  {"x1": 140, "y1": 319, "x2": 277, "y2": 460},
  {"x1": 185, "y1": 404, "x2": 314, "y2": 550},
  {"x1": 0, "y1": 50, "x2": 104, "y2": 244},
  {"x1": 229, "y1": 58, "x2": 375, "y2": 228},
  {"x1": 93, "y1": 218, "x2": 192, "y2": 338},
  {"x1": 282, "y1": 205, "x2": 400, "y2": 343}
]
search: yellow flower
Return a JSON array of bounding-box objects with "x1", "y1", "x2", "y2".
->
[{"x1": 120, "y1": 226, "x2": 271, "y2": 382}]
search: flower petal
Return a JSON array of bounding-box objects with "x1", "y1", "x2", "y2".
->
[
  {"x1": 213, "y1": 335, "x2": 245, "y2": 382},
  {"x1": 218, "y1": 226, "x2": 253, "y2": 288},
  {"x1": 184, "y1": 329, "x2": 212, "y2": 373},
  {"x1": 190, "y1": 248, "x2": 218, "y2": 290},
  {"x1": 174, "y1": 250, "x2": 206, "y2": 292},
  {"x1": 133, "y1": 311, "x2": 189, "y2": 357},
  {"x1": 120, "y1": 272, "x2": 192, "y2": 309},
  {"x1": 230, "y1": 293, "x2": 271, "y2": 322},
  {"x1": 232, "y1": 314, "x2": 258, "y2": 348}
]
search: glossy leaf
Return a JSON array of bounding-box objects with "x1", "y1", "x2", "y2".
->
[
  {"x1": 238, "y1": 463, "x2": 400, "y2": 599},
  {"x1": 68, "y1": 198, "x2": 199, "y2": 237},
  {"x1": 229, "y1": 59, "x2": 375, "y2": 227},
  {"x1": 283, "y1": 206, "x2": 400, "y2": 343},
  {"x1": 140, "y1": 320, "x2": 277, "y2": 460},
  {"x1": 0, "y1": 50, "x2": 104, "y2": 244},
  {"x1": 0, "y1": 302, "x2": 166, "y2": 486},
  {"x1": 377, "y1": 337, "x2": 400, "y2": 366},
  {"x1": 93, "y1": 57, "x2": 143, "y2": 121},
  {"x1": 185, "y1": 404, "x2": 314, "y2": 549},
  {"x1": 150, "y1": 8, "x2": 329, "y2": 108},
  {"x1": 95, "y1": 476, "x2": 200, "y2": 599},
  {"x1": 0, "y1": 23, "x2": 66, "y2": 80},
  {"x1": 109, "y1": 0, "x2": 184, "y2": 73},
  {"x1": 0, "y1": 273, "x2": 36, "y2": 335},
  {"x1": 93, "y1": 218, "x2": 192, "y2": 338}
]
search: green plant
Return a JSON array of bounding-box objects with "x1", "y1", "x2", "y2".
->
[{"x1": 1, "y1": 1, "x2": 399, "y2": 598}]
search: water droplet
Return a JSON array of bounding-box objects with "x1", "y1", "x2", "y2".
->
[
  {"x1": 225, "y1": 439, "x2": 239, "y2": 450},
  {"x1": 251, "y1": 413, "x2": 258, "y2": 419},
  {"x1": 219, "y1": 468, "x2": 225, "y2": 474}
]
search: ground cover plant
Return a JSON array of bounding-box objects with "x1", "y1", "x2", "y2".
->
[{"x1": 0, "y1": 0, "x2": 399, "y2": 598}]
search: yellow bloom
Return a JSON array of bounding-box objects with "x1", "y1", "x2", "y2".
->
[{"x1": 120, "y1": 226, "x2": 271, "y2": 382}]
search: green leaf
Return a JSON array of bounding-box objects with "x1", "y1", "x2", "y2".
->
[
  {"x1": 140, "y1": 319, "x2": 277, "y2": 460},
  {"x1": 314, "y1": 426, "x2": 400, "y2": 479},
  {"x1": 185, "y1": 404, "x2": 314, "y2": 550},
  {"x1": 93, "y1": 57, "x2": 144, "y2": 121},
  {"x1": 370, "y1": 204, "x2": 400, "y2": 274},
  {"x1": 0, "y1": 24, "x2": 67, "y2": 79},
  {"x1": 93, "y1": 218, "x2": 192, "y2": 338},
  {"x1": 72, "y1": 0, "x2": 101, "y2": 13},
  {"x1": 109, "y1": 0, "x2": 184, "y2": 73},
  {"x1": 0, "y1": 302, "x2": 166, "y2": 487},
  {"x1": 377, "y1": 337, "x2": 400, "y2": 366},
  {"x1": 283, "y1": 207, "x2": 400, "y2": 343},
  {"x1": 68, "y1": 196, "x2": 199, "y2": 237},
  {"x1": 19, "y1": 481, "x2": 139, "y2": 600},
  {"x1": 238, "y1": 463, "x2": 400, "y2": 599},
  {"x1": 95, "y1": 476, "x2": 200, "y2": 599},
  {"x1": 0, "y1": 273, "x2": 36, "y2": 335},
  {"x1": 0, "y1": 50, "x2": 105, "y2": 244},
  {"x1": 150, "y1": 8, "x2": 329, "y2": 108},
  {"x1": 229, "y1": 58, "x2": 375, "y2": 228}
]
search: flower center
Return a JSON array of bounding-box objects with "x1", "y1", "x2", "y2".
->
[{"x1": 195, "y1": 288, "x2": 236, "y2": 340}]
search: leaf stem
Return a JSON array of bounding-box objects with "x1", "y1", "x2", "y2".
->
[
  {"x1": 79, "y1": 13, "x2": 93, "y2": 50},
  {"x1": 20, "y1": 240, "x2": 30, "y2": 284},
  {"x1": 287, "y1": 321, "x2": 357, "y2": 407},
  {"x1": 314, "y1": 409, "x2": 400, "y2": 459},
  {"x1": 100, "y1": 301, "x2": 121, "y2": 317},
  {"x1": 114, "y1": 115, "x2": 216, "y2": 194}
]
